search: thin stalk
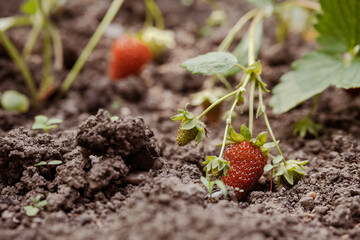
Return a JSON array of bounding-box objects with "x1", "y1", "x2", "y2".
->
[
  {"x1": 197, "y1": 89, "x2": 238, "y2": 119},
  {"x1": 216, "y1": 74, "x2": 233, "y2": 91},
  {"x1": 248, "y1": 11, "x2": 264, "y2": 65},
  {"x1": 36, "y1": 0, "x2": 54, "y2": 94},
  {"x1": 218, "y1": 9, "x2": 258, "y2": 51},
  {"x1": 218, "y1": 74, "x2": 251, "y2": 158},
  {"x1": 247, "y1": 11, "x2": 264, "y2": 134},
  {"x1": 248, "y1": 78, "x2": 256, "y2": 133},
  {"x1": 60, "y1": 0, "x2": 124, "y2": 95},
  {"x1": 258, "y1": 84, "x2": 284, "y2": 160},
  {"x1": 23, "y1": 16, "x2": 42, "y2": 59},
  {"x1": 0, "y1": 31, "x2": 38, "y2": 104},
  {"x1": 144, "y1": 0, "x2": 165, "y2": 29},
  {"x1": 48, "y1": 22, "x2": 63, "y2": 70},
  {"x1": 307, "y1": 93, "x2": 321, "y2": 117}
]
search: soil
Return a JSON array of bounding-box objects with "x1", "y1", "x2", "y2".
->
[{"x1": 1, "y1": 0, "x2": 360, "y2": 240}]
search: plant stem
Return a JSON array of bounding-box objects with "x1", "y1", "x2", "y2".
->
[
  {"x1": 0, "y1": 31, "x2": 38, "y2": 104},
  {"x1": 216, "y1": 74, "x2": 233, "y2": 91},
  {"x1": 144, "y1": 0, "x2": 165, "y2": 29},
  {"x1": 48, "y1": 22, "x2": 63, "y2": 70},
  {"x1": 218, "y1": 9, "x2": 258, "y2": 51},
  {"x1": 23, "y1": 16, "x2": 42, "y2": 59},
  {"x1": 248, "y1": 78, "x2": 256, "y2": 133},
  {"x1": 307, "y1": 93, "x2": 321, "y2": 117},
  {"x1": 198, "y1": 90, "x2": 238, "y2": 119},
  {"x1": 258, "y1": 84, "x2": 284, "y2": 161},
  {"x1": 247, "y1": 11, "x2": 264, "y2": 134},
  {"x1": 218, "y1": 74, "x2": 251, "y2": 158},
  {"x1": 59, "y1": 0, "x2": 124, "y2": 95}
]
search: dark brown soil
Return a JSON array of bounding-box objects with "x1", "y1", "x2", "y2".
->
[{"x1": 1, "y1": 0, "x2": 360, "y2": 240}]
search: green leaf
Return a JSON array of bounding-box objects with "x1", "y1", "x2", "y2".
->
[
  {"x1": 171, "y1": 114, "x2": 184, "y2": 121},
  {"x1": 224, "y1": 22, "x2": 263, "y2": 77},
  {"x1": 24, "y1": 206, "x2": 39, "y2": 217},
  {"x1": 270, "y1": 51, "x2": 360, "y2": 114},
  {"x1": 240, "y1": 124, "x2": 252, "y2": 141},
  {"x1": 48, "y1": 160, "x2": 62, "y2": 165},
  {"x1": 34, "y1": 161, "x2": 47, "y2": 166},
  {"x1": 47, "y1": 118, "x2": 63, "y2": 125},
  {"x1": 1, "y1": 90, "x2": 29, "y2": 113},
  {"x1": 214, "y1": 180, "x2": 228, "y2": 199},
  {"x1": 181, "y1": 52, "x2": 238, "y2": 76},
  {"x1": 315, "y1": 0, "x2": 360, "y2": 53},
  {"x1": 21, "y1": 0, "x2": 37, "y2": 15},
  {"x1": 34, "y1": 200, "x2": 48, "y2": 208}
]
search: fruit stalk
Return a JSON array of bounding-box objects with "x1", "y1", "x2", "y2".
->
[{"x1": 60, "y1": 0, "x2": 124, "y2": 95}]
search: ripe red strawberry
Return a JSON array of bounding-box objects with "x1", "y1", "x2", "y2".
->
[
  {"x1": 109, "y1": 35, "x2": 152, "y2": 80},
  {"x1": 222, "y1": 141, "x2": 268, "y2": 199}
]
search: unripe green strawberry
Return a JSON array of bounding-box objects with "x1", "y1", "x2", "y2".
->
[
  {"x1": 176, "y1": 120, "x2": 199, "y2": 146},
  {"x1": 211, "y1": 168, "x2": 221, "y2": 178}
]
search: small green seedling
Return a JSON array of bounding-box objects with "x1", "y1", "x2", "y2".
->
[
  {"x1": 32, "y1": 115, "x2": 62, "y2": 133},
  {"x1": 0, "y1": 90, "x2": 30, "y2": 113},
  {"x1": 34, "y1": 160, "x2": 62, "y2": 179},
  {"x1": 24, "y1": 195, "x2": 48, "y2": 217}
]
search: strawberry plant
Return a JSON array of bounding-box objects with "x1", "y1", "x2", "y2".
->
[
  {"x1": 172, "y1": 0, "x2": 313, "y2": 200},
  {"x1": 0, "y1": 0, "x2": 124, "y2": 107},
  {"x1": 108, "y1": 0, "x2": 175, "y2": 81},
  {"x1": 270, "y1": 0, "x2": 360, "y2": 137}
]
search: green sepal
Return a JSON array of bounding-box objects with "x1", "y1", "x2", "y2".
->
[
  {"x1": 256, "y1": 75, "x2": 269, "y2": 93},
  {"x1": 214, "y1": 180, "x2": 228, "y2": 199},
  {"x1": 181, "y1": 118, "x2": 197, "y2": 130},
  {"x1": 195, "y1": 130, "x2": 206, "y2": 146},
  {"x1": 272, "y1": 155, "x2": 283, "y2": 164},
  {"x1": 240, "y1": 124, "x2": 252, "y2": 141},
  {"x1": 203, "y1": 156, "x2": 231, "y2": 177},
  {"x1": 228, "y1": 125, "x2": 245, "y2": 143},
  {"x1": 254, "y1": 131, "x2": 267, "y2": 147},
  {"x1": 264, "y1": 164, "x2": 274, "y2": 172},
  {"x1": 274, "y1": 159, "x2": 309, "y2": 185},
  {"x1": 246, "y1": 60, "x2": 262, "y2": 75},
  {"x1": 256, "y1": 103, "x2": 266, "y2": 118}
]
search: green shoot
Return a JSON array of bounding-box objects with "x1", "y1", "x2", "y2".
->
[
  {"x1": 32, "y1": 115, "x2": 63, "y2": 133},
  {"x1": 24, "y1": 195, "x2": 48, "y2": 217},
  {"x1": 34, "y1": 160, "x2": 62, "y2": 179}
]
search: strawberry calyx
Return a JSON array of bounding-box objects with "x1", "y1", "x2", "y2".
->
[
  {"x1": 171, "y1": 104, "x2": 207, "y2": 146},
  {"x1": 202, "y1": 156, "x2": 231, "y2": 178},
  {"x1": 218, "y1": 123, "x2": 271, "y2": 155},
  {"x1": 138, "y1": 27, "x2": 175, "y2": 59}
]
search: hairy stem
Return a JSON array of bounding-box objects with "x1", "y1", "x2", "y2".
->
[
  {"x1": 307, "y1": 93, "x2": 321, "y2": 117},
  {"x1": 0, "y1": 31, "x2": 38, "y2": 104},
  {"x1": 248, "y1": 78, "x2": 256, "y2": 133},
  {"x1": 218, "y1": 9, "x2": 258, "y2": 51},
  {"x1": 216, "y1": 74, "x2": 233, "y2": 91},
  {"x1": 197, "y1": 89, "x2": 238, "y2": 119},
  {"x1": 48, "y1": 22, "x2": 63, "y2": 70},
  {"x1": 218, "y1": 74, "x2": 251, "y2": 158},
  {"x1": 258, "y1": 84, "x2": 284, "y2": 162},
  {"x1": 60, "y1": 0, "x2": 124, "y2": 95},
  {"x1": 144, "y1": 0, "x2": 165, "y2": 29}
]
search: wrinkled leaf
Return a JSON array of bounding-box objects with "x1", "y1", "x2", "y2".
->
[
  {"x1": 181, "y1": 52, "x2": 238, "y2": 76},
  {"x1": 315, "y1": 0, "x2": 360, "y2": 53},
  {"x1": 270, "y1": 51, "x2": 360, "y2": 114}
]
